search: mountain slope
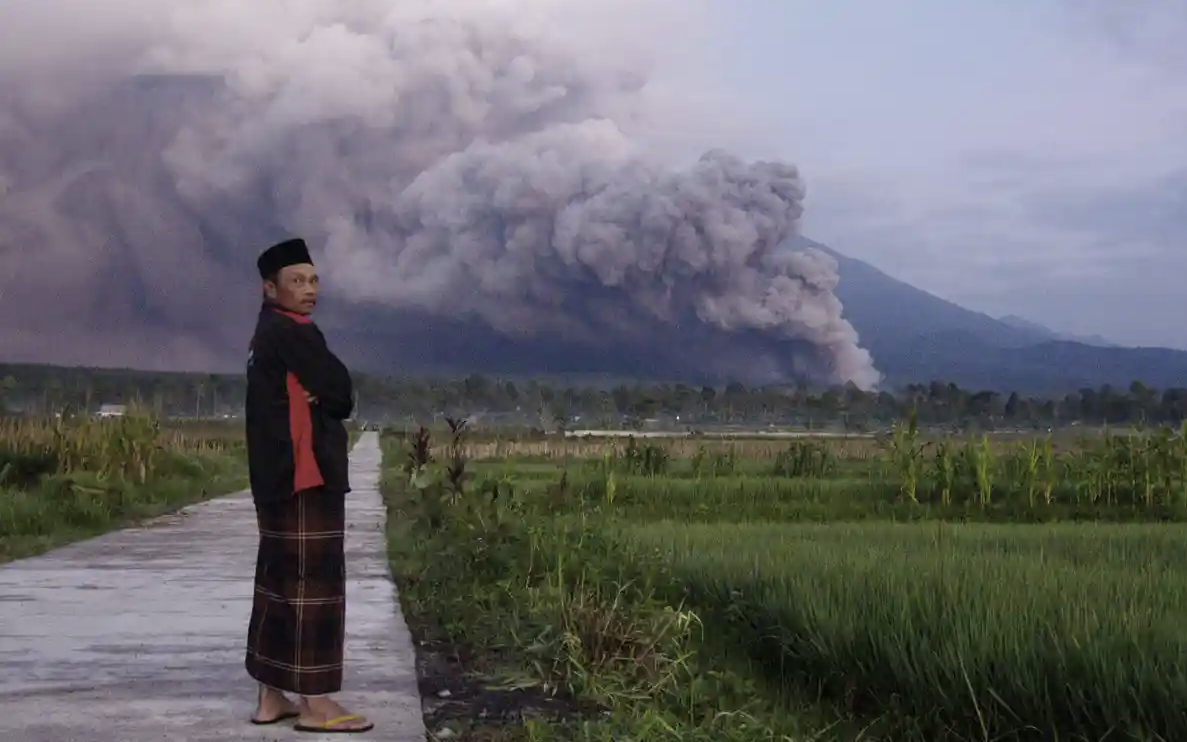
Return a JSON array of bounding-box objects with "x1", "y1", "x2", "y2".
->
[
  {"x1": 997, "y1": 314, "x2": 1117, "y2": 347},
  {"x1": 788, "y1": 236, "x2": 1050, "y2": 349},
  {"x1": 881, "y1": 330, "x2": 1187, "y2": 393},
  {"x1": 786, "y1": 236, "x2": 1187, "y2": 392}
]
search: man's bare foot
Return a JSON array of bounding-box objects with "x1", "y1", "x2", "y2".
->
[
  {"x1": 250, "y1": 684, "x2": 300, "y2": 724},
  {"x1": 296, "y1": 695, "x2": 374, "y2": 732}
]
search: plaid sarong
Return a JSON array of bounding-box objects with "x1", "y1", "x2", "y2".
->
[{"x1": 245, "y1": 487, "x2": 346, "y2": 696}]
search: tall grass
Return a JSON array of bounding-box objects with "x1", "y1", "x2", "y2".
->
[
  {"x1": 381, "y1": 428, "x2": 823, "y2": 741},
  {"x1": 0, "y1": 414, "x2": 246, "y2": 561}
]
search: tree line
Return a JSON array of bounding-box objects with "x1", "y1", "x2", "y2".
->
[{"x1": 1, "y1": 364, "x2": 1184, "y2": 430}]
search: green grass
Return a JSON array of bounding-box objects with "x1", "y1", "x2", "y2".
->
[
  {"x1": 622, "y1": 521, "x2": 1187, "y2": 741},
  {"x1": 478, "y1": 466, "x2": 1187, "y2": 525},
  {"x1": 383, "y1": 436, "x2": 849, "y2": 741},
  {"x1": 0, "y1": 450, "x2": 246, "y2": 562},
  {"x1": 382, "y1": 424, "x2": 1187, "y2": 741},
  {"x1": 0, "y1": 417, "x2": 247, "y2": 562}
]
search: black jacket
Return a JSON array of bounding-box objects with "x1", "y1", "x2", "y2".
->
[{"x1": 245, "y1": 304, "x2": 354, "y2": 502}]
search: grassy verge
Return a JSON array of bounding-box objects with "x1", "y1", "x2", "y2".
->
[
  {"x1": 382, "y1": 428, "x2": 853, "y2": 741},
  {"x1": 0, "y1": 416, "x2": 246, "y2": 562}
]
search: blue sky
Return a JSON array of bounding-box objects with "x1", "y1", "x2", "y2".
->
[{"x1": 680, "y1": 0, "x2": 1186, "y2": 348}]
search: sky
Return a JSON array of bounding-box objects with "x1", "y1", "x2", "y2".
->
[{"x1": 685, "y1": 0, "x2": 1186, "y2": 348}]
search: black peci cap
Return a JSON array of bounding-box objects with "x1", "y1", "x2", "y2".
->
[{"x1": 257, "y1": 237, "x2": 314, "y2": 279}]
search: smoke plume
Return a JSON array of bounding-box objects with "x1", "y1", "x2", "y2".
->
[{"x1": 0, "y1": 0, "x2": 880, "y2": 389}]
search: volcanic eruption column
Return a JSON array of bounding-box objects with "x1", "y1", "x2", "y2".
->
[{"x1": 0, "y1": 0, "x2": 881, "y2": 388}]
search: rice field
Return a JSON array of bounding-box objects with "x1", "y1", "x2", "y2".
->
[
  {"x1": 383, "y1": 421, "x2": 1187, "y2": 741},
  {"x1": 624, "y1": 521, "x2": 1187, "y2": 740}
]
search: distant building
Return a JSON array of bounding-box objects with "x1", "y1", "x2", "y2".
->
[{"x1": 96, "y1": 404, "x2": 127, "y2": 418}]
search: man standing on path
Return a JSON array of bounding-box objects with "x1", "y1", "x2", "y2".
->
[{"x1": 243, "y1": 237, "x2": 373, "y2": 734}]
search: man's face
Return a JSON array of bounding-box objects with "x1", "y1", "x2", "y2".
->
[{"x1": 264, "y1": 263, "x2": 319, "y2": 315}]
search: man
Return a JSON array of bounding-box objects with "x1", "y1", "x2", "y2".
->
[{"x1": 243, "y1": 237, "x2": 373, "y2": 734}]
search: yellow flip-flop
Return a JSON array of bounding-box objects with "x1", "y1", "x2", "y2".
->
[{"x1": 294, "y1": 714, "x2": 375, "y2": 734}]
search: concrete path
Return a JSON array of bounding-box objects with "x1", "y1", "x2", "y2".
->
[{"x1": 0, "y1": 432, "x2": 425, "y2": 741}]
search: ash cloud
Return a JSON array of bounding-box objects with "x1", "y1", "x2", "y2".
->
[{"x1": 0, "y1": 0, "x2": 880, "y2": 388}]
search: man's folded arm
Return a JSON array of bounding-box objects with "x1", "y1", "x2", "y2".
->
[{"x1": 275, "y1": 325, "x2": 355, "y2": 420}]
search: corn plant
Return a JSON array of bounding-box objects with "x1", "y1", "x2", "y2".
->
[
  {"x1": 932, "y1": 440, "x2": 956, "y2": 506},
  {"x1": 890, "y1": 407, "x2": 929, "y2": 503}
]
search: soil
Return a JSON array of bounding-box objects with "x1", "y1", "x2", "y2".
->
[{"x1": 411, "y1": 630, "x2": 599, "y2": 740}]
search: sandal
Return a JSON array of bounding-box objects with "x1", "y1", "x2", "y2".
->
[{"x1": 294, "y1": 714, "x2": 375, "y2": 734}]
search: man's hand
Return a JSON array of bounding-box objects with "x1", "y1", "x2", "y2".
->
[{"x1": 276, "y1": 321, "x2": 353, "y2": 420}]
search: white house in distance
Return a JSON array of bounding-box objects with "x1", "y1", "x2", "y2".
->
[{"x1": 96, "y1": 403, "x2": 127, "y2": 419}]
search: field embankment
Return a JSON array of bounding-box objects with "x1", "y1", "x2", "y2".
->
[
  {"x1": 381, "y1": 420, "x2": 1187, "y2": 741},
  {"x1": 0, "y1": 415, "x2": 246, "y2": 562}
]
